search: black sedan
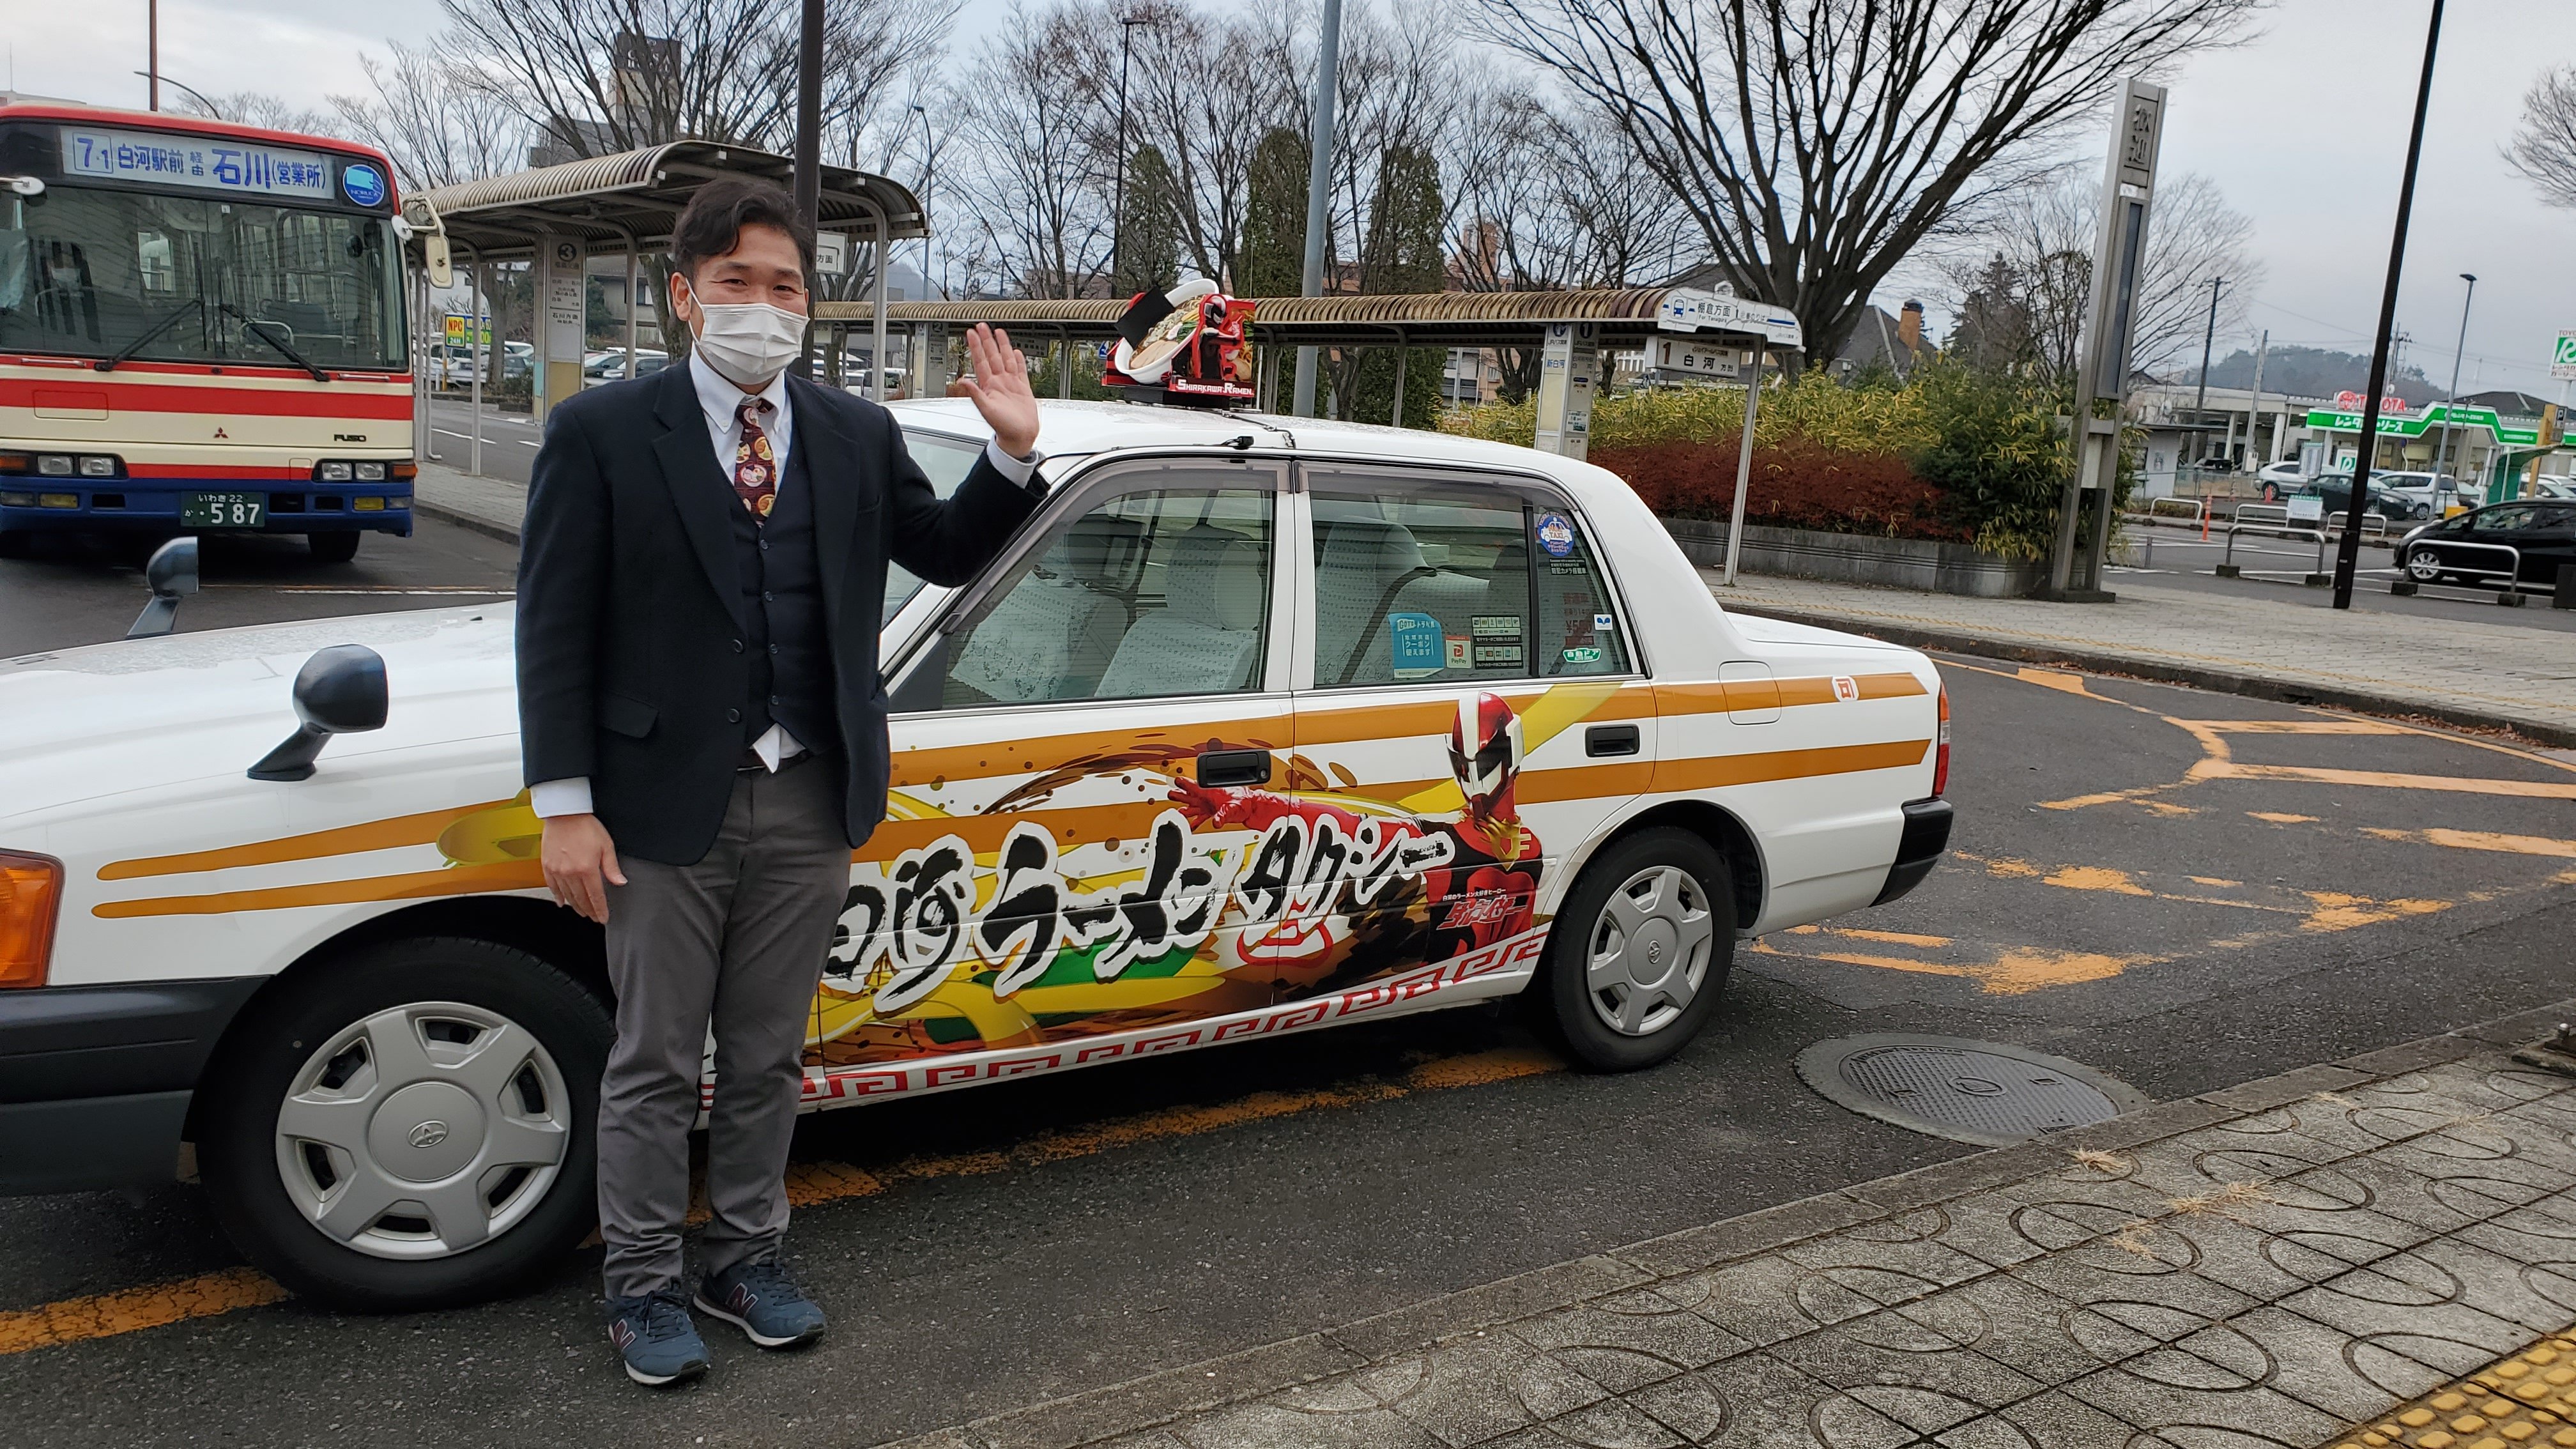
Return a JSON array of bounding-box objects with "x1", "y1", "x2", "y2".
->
[
  {"x1": 2396, "y1": 500, "x2": 2576, "y2": 590},
  {"x1": 2295, "y1": 476, "x2": 2418, "y2": 523}
]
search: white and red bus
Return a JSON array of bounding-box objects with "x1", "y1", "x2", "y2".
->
[{"x1": 0, "y1": 97, "x2": 415, "y2": 560}]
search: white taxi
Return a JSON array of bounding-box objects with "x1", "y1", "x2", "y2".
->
[{"x1": 0, "y1": 399, "x2": 1952, "y2": 1308}]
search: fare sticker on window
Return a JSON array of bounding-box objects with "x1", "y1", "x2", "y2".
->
[
  {"x1": 1534, "y1": 512, "x2": 1577, "y2": 558},
  {"x1": 1386, "y1": 611, "x2": 1444, "y2": 678}
]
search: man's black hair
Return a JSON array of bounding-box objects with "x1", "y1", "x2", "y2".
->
[{"x1": 669, "y1": 176, "x2": 814, "y2": 283}]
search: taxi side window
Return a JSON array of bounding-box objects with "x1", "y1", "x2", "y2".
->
[
  {"x1": 933, "y1": 482, "x2": 1273, "y2": 709},
  {"x1": 1309, "y1": 482, "x2": 1628, "y2": 690}
]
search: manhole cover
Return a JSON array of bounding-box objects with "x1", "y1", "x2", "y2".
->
[{"x1": 1795, "y1": 1034, "x2": 2150, "y2": 1146}]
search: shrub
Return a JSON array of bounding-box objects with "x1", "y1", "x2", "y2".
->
[
  {"x1": 1905, "y1": 363, "x2": 2072, "y2": 560},
  {"x1": 1591, "y1": 439, "x2": 1965, "y2": 541}
]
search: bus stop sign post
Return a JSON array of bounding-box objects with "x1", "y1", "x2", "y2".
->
[
  {"x1": 2043, "y1": 77, "x2": 2164, "y2": 603},
  {"x1": 2332, "y1": 0, "x2": 2446, "y2": 611}
]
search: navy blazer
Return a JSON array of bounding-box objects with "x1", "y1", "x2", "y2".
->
[{"x1": 515, "y1": 362, "x2": 1040, "y2": 864}]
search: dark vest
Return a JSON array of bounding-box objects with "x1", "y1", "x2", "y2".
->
[{"x1": 728, "y1": 438, "x2": 837, "y2": 754}]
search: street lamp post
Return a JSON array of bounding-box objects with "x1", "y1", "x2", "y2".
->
[
  {"x1": 2331, "y1": 0, "x2": 2447, "y2": 609},
  {"x1": 2434, "y1": 272, "x2": 2476, "y2": 496},
  {"x1": 1110, "y1": 15, "x2": 1151, "y2": 296},
  {"x1": 147, "y1": 0, "x2": 158, "y2": 111},
  {"x1": 2191, "y1": 276, "x2": 2225, "y2": 486},
  {"x1": 1291, "y1": 0, "x2": 1345, "y2": 418},
  {"x1": 910, "y1": 104, "x2": 935, "y2": 303},
  {"x1": 130, "y1": 71, "x2": 217, "y2": 116}
]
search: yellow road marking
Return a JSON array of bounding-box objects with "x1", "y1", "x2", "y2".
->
[
  {"x1": 0, "y1": 1268, "x2": 285, "y2": 1355},
  {"x1": 2041, "y1": 865, "x2": 2152, "y2": 896},
  {"x1": 2361, "y1": 826, "x2": 2576, "y2": 859},
  {"x1": 2189, "y1": 875, "x2": 2241, "y2": 887},
  {"x1": 1785, "y1": 924, "x2": 1954, "y2": 947},
  {"x1": 2012, "y1": 667, "x2": 2099, "y2": 697},
  {"x1": 2207, "y1": 762, "x2": 2576, "y2": 799},
  {"x1": 2248, "y1": 811, "x2": 2318, "y2": 824},
  {"x1": 1, "y1": 1047, "x2": 1563, "y2": 1359},
  {"x1": 2299, "y1": 891, "x2": 2451, "y2": 932},
  {"x1": 1752, "y1": 937, "x2": 2147, "y2": 995},
  {"x1": 2174, "y1": 719, "x2": 2408, "y2": 735}
]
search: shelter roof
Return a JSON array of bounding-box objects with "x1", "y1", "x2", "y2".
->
[{"x1": 408, "y1": 139, "x2": 924, "y2": 258}]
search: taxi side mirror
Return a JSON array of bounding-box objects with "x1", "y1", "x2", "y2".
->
[
  {"x1": 125, "y1": 537, "x2": 199, "y2": 639},
  {"x1": 249, "y1": 645, "x2": 389, "y2": 781}
]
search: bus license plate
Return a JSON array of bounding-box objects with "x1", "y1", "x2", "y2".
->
[{"x1": 181, "y1": 493, "x2": 265, "y2": 528}]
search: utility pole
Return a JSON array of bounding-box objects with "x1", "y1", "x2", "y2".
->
[
  {"x1": 2249, "y1": 329, "x2": 2269, "y2": 471},
  {"x1": 2192, "y1": 277, "x2": 2224, "y2": 484},
  {"x1": 147, "y1": 0, "x2": 159, "y2": 111},
  {"x1": 2332, "y1": 0, "x2": 2446, "y2": 610},
  {"x1": 2434, "y1": 272, "x2": 2476, "y2": 489},
  {"x1": 1110, "y1": 14, "x2": 1150, "y2": 295},
  {"x1": 792, "y1": 0, "x2": 824, "y2": 380},
  {"x1": 1291, "y1": 0, "x2": 1344, "y2": 418}
]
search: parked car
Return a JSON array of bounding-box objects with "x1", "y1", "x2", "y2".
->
[
  {"x1": 426, "y1": 344, "x2": 486, "y2": 387},
  {"x1": 2528, "y1": 477, "x2": 2575, "y2": 502},
  {"x1": 2257, "y1": 461, "x2": 2340, "y2": 501},
  {"x1": 581, "y1": 350, "x2": 673, "y2": 385},
  {"x1": 2373, "y1": 470, "x2": 2481, "y2": 519},
  {"x1": 2396, "y1": 500, "x2": 2576, "y2": 589},
  {"x1": 2294, "y1": 475, "x2": 2412, "y2": 523}
]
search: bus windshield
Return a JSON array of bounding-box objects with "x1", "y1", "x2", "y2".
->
[{"x1": 0, "y1": 183, "x2": 404, "y2": 372}]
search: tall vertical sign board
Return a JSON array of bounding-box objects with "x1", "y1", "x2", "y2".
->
[
  {"x1": 1532, "y1": 322, "x2": 1598, "y2": 460},
  {"x1": 537, "y1": 237, "x2": 586, "y2": 422},
  {"x1": 2044, "y1": 79, "x2": 2166, "y2": 600}
]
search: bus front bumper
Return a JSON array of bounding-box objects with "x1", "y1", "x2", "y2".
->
[{"x1": 0, "y1": 482, "x2": 414, "y2": 537}]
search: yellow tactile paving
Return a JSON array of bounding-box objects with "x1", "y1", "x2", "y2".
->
[{"x1": 2326, "y1": 1331, "x2": 2576, "y2": 1449}]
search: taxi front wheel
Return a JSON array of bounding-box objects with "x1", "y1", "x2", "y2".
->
[
  {"x1": 1532, "y1": 829, "x2": 1735, "y2": 1072},
  {"x1": 197, "y1": 937, "x2": 613, "y2": 1310}
]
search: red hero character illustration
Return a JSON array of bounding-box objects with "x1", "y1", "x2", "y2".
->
[{"x1": 1422, "y1": 691, "x2": 1543, "y2": 954}]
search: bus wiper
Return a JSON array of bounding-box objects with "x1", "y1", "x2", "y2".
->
[
  {"x1": 218, "y1": 303, "x2": 328, "y2": 382},
  {"x1": 95, "y1": 298, "x2": 204, "y2": 372}
]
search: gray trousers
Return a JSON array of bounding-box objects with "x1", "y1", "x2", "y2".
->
[{"x1": 597, "y1": 753, "x2": 848, "y2": 1300}]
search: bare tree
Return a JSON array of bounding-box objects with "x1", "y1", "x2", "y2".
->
[
  {"x1": 169, "y1": 91, "x2": 334, "y2": 137},
  {"x1": 1940, "y1": 170, "x2": 2260, "y2": 383},
  {"x1": 328, "y1": 42, "x2": 528, "y2": 191},
  {"x1": 1468, "y1": 0, "x2": 2264, "y2": 369},
  {"x1": 951, "y1": 4, "x2": 1117, "y2": 298},
  {"x1": 2508, "y1": 65, "x2": 2576, "y2": 210}
]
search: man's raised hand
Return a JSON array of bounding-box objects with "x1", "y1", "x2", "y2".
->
[{"x1": 954, "y1": 323, "x2": 1041, "y2": 461}]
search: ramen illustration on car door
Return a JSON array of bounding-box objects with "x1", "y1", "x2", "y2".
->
[{"x1": 2, "y1": 397, "x2": 1951, "y2": 1309}]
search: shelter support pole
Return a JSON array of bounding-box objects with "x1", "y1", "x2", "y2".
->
[
  {"x1": 1391, "y1": 334, "x2": 1407, "y2": 427},
  {"x1": 866, "y1": 201, "x2": 891, "y2": 402},
  {"x1": 1058, "y1": 330, "x2": 1073, "y2": 399},
  {"x1": 1530, "y1": 322, "x2": 1597, "y2": 459},
  {"x1": 462, "y1": 243, "x2": 484, "y2": 479},
  {"x1": 923, "y1": 324, "x2": 949, "y2": 397},
  {"x1": 413, "y1": 265, "x2": 435, "y2": 463},
  {"x1": 1722, "y1": 349, "x2": 1763, "y2": 588}
]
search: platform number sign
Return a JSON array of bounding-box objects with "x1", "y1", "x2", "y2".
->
[{"x1": 2552, "y1": 331, "x2": 2576, "y2": 382}]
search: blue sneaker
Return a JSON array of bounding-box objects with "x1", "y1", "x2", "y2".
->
[
  {"x1": 605, "y1": 1288, "x2": 711, "y2": 1386},
  {"x1": 693, "y1": 1257, "x2": 825, "y2": 1349}
]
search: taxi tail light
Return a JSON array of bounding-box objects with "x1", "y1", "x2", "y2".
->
[
  {"x1": 1931, "y1": 682, "x2": 1952, "y2": 799},
  {"x1": 0, "y1": 851, "x2": 64, "y2": 988}
]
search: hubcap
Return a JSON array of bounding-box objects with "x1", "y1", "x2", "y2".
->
[
  {"x1": 273, "y1": 1001, "x2": 570, "y2": 1261},
  {"x1": 2407, "y1": 551, "x2": 2442, "y2": 580},
  {"x1": 1584, "y1": 864, "x2": 1715, "y2": 1037}
]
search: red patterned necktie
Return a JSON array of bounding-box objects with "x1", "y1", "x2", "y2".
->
[{"x1": 732, "y1": 397, "x2": 778, "y2": 521}]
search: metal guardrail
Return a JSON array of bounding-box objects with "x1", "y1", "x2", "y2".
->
[
  {"x1": 2146, "y1": 497, "x2": 2208, "y2": 523},
  {"x1": 2216, "y1": 505, "x2": 2393, "y2": 578},
  {"x1": 2402, "y1": 538, "x2": 2526, "y2": 602}
]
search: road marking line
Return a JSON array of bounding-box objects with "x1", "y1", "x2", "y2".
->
[
  {"x1": 1751, "y1": 938, "x2": 2147, "y2": 995},
  {"x1": 2248, "y1": 811, "x2": 2319, "y2": 824},
  {"x1": 2209, "y1": 763, "x2": 2576, "y2": 799},
  {"x1": 0, "y1": 1268, "x2": 284, "y2": 1356},
  {"x1": 2175, "y1": 719, "x2": 2410, "y2": 735},
  {"x1": 1784, "y1": 924, "x2": 1955, "y2": 947},
  {"x1": 2361, "y1": 827, "x2": 2576, "y2": 859},
  {"x1": 2, "y1": 1047, "x2": 1561, "y2": 1357}
]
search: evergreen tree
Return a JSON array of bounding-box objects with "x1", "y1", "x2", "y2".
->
[
  {"x1": 1114, "y1": 144, "x2": 1182, "y2": 300},
  {"x1": 1238, "y1": 127, "x2": 1310, "y2": 298},
  {"x1": 1346, "y1": 144, "x2": 1446, "y2": 428}
]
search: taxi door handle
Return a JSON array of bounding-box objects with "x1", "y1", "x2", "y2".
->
[
  {"x1": 1196, "y1": 748, "x2": 1273, "y2": 788},
  {"x1": 1586, "y1": 724, "x2": 1641, "y2": 757}
]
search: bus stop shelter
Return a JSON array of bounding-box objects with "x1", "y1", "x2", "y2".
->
[
  {"x1": 811, "y1": 286, "x2": 1803, "y2": 462},
  {"x1": 403, "y1": 140, "x2": 923, "y2": 468}
]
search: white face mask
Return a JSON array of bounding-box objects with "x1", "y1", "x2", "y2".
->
[{"x1": 689, "y1": 300, "x2": 807, "y2": 387}]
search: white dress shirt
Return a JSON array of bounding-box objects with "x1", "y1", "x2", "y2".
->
[{"x1": 530, "y1": 349, "x2": 1040, "y2": 820}]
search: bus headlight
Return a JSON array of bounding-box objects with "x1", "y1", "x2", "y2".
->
[
  {"x1": 318, "y1": 461, "x2": 354, "y2": 482},
  {"x1": 78, "y1": 456, "x2": 117, "y2": 477},
  {"x1": 36, "y1": 455, "x2": 73, "y2": 476},
  {"x1": 355, "y1": 462, "x2": 387, "y2": 481}
]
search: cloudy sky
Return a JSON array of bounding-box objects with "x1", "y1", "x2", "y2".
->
[{"x1": 13, "y1": 0, "x2": 2574, "y2": 397}]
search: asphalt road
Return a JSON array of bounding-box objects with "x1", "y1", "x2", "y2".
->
[
  {"x1": 424, "y1": 396, "x2": 544, "y2": 486},
  {"x1": 4, "y1": 593, "x2": 2575, "y2": 1443},
  {"x1": 0, "y1": 516, "x2": 519, "y2": 659},
  {"x1": 2113, "y1": 518, "x2": 2576, "y2": 633}
]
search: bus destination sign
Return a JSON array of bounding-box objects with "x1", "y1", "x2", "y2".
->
[{"x1": 61, "y1": 126, "x2": 334, "y2": 202}]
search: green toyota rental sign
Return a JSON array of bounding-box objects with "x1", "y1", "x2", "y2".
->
[{"x1": 2303, "y1": 402, "x2": 2542, "y2": 447}]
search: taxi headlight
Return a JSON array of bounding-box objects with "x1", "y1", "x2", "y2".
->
[{"x1": 0, "y1": 851, "x2": 63, "y2": 988}]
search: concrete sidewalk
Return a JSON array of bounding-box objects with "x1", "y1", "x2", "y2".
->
[
  {"x1": 410, "y1": 459, "x2": 526, "y2": 544},
  {"x1": 880, "y1": 1002, "x2": 2576, "y2": 1449},
  {"x1": 1710, "y1": 572, "x2": 2576, "y2": 747}
]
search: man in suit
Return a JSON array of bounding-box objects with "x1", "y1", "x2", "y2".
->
[{"x1": 516, "y1": 175, "x2": 1043, "y2": 1386}]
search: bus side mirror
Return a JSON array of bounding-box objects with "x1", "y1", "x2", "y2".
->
[
  {"x1": 249, "y1": 645, "x2": 389, "y2": 782},
  {"x1": 125, "y1": 537, "x2": 199, "y2": 639},
  {"x1": 424, "y1": 234, "x2": 454, "y2": 289}
]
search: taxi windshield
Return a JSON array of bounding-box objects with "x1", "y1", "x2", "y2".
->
[{"x1": 0, "y1": 182, "x2": 405, "y2": 371}]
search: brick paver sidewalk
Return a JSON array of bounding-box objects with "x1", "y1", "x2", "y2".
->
[
  {"x1": 1706, "y1": 572, "x2": 2576, "y2": 747},
  {"x1": 882, "y1": 1002, "x2": 2576, "y2": 1449}
]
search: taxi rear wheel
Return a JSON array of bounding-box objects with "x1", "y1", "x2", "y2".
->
[
  {"x1": 197, "y1": 937, "x2": 611, "y2": 1310},
  {"x1": 1532, "y1": 829, "x2": 1734, "y2": 1072}
]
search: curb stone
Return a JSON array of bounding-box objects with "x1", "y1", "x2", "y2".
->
[
  {"x1": 1724, "y1": 600, "x2": 2576, "y2": 750},
  {"x1": 873, "y1": 994, "x2": 2576, "y2": 1449}
]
